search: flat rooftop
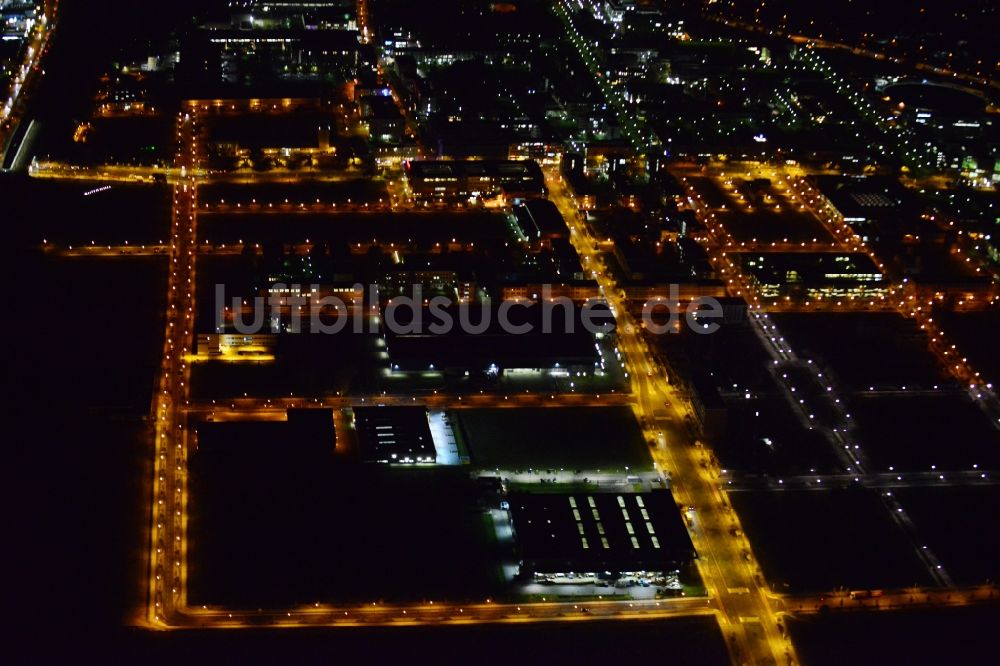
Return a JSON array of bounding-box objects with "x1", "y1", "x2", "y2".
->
[
  {"x1": 736, "y1": 252, "x2": 884, "y2": 286},
  {"x1": 513, "y1": 198, "x2": 569, "y2": 239},
  {"x1": 509, "y1": 490, "x2": 695, "y2": 574},
  {"x1": 405, "y1": 159, "x2": 544, "y2": 183},
  {"x1": 814, "y1": 175, "x2": 915, "y2": 222},
  {"x1": 383, "y1": 303, "x2": 612, "y2": 372},
  {"x1": 352, "y1": 405, "x2": 436, "y2": 463}
]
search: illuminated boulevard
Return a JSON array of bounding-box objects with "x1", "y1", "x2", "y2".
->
[
  {"x1": 146, "y1": 109, "x2": 199, "y2": 625},
  {"x1": 547, "y1": 169, "x2": 797, "y2": 665}
]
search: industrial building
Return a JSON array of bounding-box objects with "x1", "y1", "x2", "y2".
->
[
  {"x1": 512, "y1": 198, "x2": 570, "y2": 242},
  {"x1": 352, "y1": 406, "x2": 436, "y2": 464},
  {"x1": 403, "y1": 159, "x2": 546, "y2": 201},
  {"x1": 508, "y1": 490, "x2": 696, "y2": 584},
  {"x1": 735, "y1": 252, "x2": 887, "y2": 300},
  {"x1": 381, "y1": 302, "x2": 614, "y2": 377}
]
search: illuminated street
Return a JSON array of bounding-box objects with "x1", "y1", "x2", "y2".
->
[
  {"x1": 148, "y1": 108, "x2": 200, "y2": 624},
  {"x1": 547, "y1": 168, "x2": 798, "y2": 665}
]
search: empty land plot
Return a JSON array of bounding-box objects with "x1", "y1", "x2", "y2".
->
[
  {"x1": 13, "y1": 179, "x2": 171, "y2": 246},
  {"x1": 772, "y1": 312, "x2": 950, "y2": 390},
  {"x1": 189, "y1": 455, "x2": 503, "y2": 607},
  {"x1": 731, "y1": 488, "x2": 933, "y2": 593},
  {"x1": 714, "y1": 395, "x2": 843, "y2": 476},
  {"x1": 937, "y1": 310, "x2": 1000, "y2": 389},
  {"x1": 848, "y1": 395, "x2": 1000, "y2": 472},
  {"x1": 791, "y1": 606, "x2": 1000, "y2": 666},
  {"x1": 894, "y1": 486, "x2": 1000, "y2": 586}
]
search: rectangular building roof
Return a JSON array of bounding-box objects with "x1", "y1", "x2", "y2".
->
[
  {"x1": 382, "y1": 303, "x2": 611, "y2": 372},
  {"x1": 405, "y1": 159, "x2": 544, "y2": 187},
  {"x1": 353, "y1": 406, "x2": 436, "y2": 463},
  {"x1": 509, "y1": 490, "x2": 696, "y2": 574},
  {"x1": 513, "y1": 198, "x2": 569, "y2": 239}
]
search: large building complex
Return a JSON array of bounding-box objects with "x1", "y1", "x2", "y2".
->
[
  {"x1": 508, "y1": 490, "x2": 696, "y2": 584},
  {"x1": 404, "y1": 159, "x2": 546, "y2": 201}
]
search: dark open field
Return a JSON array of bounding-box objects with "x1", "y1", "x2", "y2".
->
[
  {"x1": 772, "y1": 312, "x2": 950, "y2": 391},
  {"x1": 848, "y1": 395, "x2": 1000, "y2": 473},
  {"x1": 189, "y1": 457, "x2": 503, "y2": 607},
  {"x1": 731, "y1": 488, "x2": 934, "y2": 593},
  {"x1": 39, "y1": 115, "x2": 175, "y2": 166},
  {"x1": 659, "y1": 322, "x2": 779, "y2": 394},
  {"x1": 937, "y1": 309, "x2": 1000, "y2": 389},
  {"x1": 189, "y1": 331, "x2": 384, "y2": 399},
  {"x1": 715, "y1": 395, "x2": 843, "y2": 476},
  {"x1": 10, "y1": 177, "x2": 171, "y2": 246},
  {"x1": 894, "y1": 486, "x2": 1000, "y2": 586},
  {"x1": 790, "y1": 605, "x2": 1000, "y2": 666},
  {"x1": 8, "y1": 252, "x2": 166, "y2": 657}
]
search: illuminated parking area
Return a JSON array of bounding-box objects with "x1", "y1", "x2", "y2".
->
[{"x1": 427, "y1": 410, "x2": 462, "y2": 465}]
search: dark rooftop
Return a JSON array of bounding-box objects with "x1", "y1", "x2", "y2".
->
[
  {"x1": 352, "y1": 406, "x2": 436, "y2": 464},
  {"x1": 509, "y1": 490, "x2": 696, "y2": 574},
  {"x1": 382, "y1": 303, "x2": 613, "y2": 372}
]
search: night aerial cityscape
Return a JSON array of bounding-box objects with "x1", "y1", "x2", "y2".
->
[{"x1": 5, "y1": 0, "x2": 1000, "y2": 664}]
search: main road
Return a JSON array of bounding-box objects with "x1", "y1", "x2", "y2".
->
[
  {"x1": 146, "y1": 108, "x2": 200, "y2": 625},
  {"x1": 547, "y1": 168, "x2": 798, "y2": 665}
]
